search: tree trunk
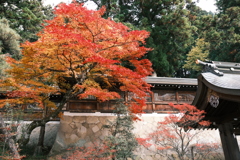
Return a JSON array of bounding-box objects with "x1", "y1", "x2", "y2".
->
[
  {"x1": 0, "y1": 113, "x2": 21, "y2": 159},
  {"x1": 17, "y1": 92, "x2": 69, "y2": 147},
  {"x1": 34, "y1": 104, "x2": 47, "y2": 156},
  {"x1": 34, "y1": 124, "x2": 46, "y2": 156},
  {"x1": 191, "y1": 146, "x2": 194, "y2": 160}
]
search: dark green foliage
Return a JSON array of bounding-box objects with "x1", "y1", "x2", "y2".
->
[
  {"x1": 216, "y1": 0, "x2": 240, "y2": 13},
  {"x1": 209, "y1": 6, "x2": 240, "y2": 62},
  {"x1": 0, "y1": 0, "x2": 54, "y2": 42},
  {"x1": 194, "y1": 6, "x2": 240, "y2": 63},
  {"x1": 104, "y1": 101, "x2": 138, "y2": 160}
]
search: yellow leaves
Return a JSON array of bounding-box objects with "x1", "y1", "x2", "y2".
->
[
  {"x1": 184, "y1": 38, "x2": 210, "y2": 71},
  {"x1": 44, "y1": 99, "x2": 57, "y2": 110},
  {"x1": 82, "y1": 79, "x2": 101, "y2": 89}
]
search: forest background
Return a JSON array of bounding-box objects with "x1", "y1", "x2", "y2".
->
[{"x1": 44, "y1": 0, "x2": 217, "y2": 13}]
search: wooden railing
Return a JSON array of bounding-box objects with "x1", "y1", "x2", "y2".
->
[{"x1": 67, "y1": 90, "x2": 196, "y2": 113}]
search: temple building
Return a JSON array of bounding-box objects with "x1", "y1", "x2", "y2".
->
[{"x1": 181, "y1": 60, "x2": 240, "y2": 160}]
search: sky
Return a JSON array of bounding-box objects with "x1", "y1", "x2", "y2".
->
[
  {"x1": 43, "y1": 0, "x2": 97, "y2": 9},
  {"x1": 43, "y1": 0, "x2": 217, "y2": 12},
  {"x1": 195, "y1": 0, "x2": 217, "y2": 12}
]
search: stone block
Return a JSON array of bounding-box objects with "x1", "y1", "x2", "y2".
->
[
  {"x1": 69, "y1": 121, "x2": 77, "y2": 129},
  {"x1": 72, "y1": 116, "x2": 86, "y2": 123},
  {"x1": 86, "y1": 127, "x2": 94, "y2": 136},
  {"x1": 69, "y1": 134, "x2": 80, "y2": 144},
  {"x1": 75, "y1": 122, "x2": 84, "y2": 129},
  {"x1": 60, "y1": 122, "x2": 74, "y2": 133},
  {"x1": 88, "y1": 124, "x2": 96, "y2": 130},
  {"x1": 61, "y1": 115, "x2": 73, "y2": 123},
  {"x1": 86, "y1": 117, "x2": 99, "y2": 124},
  {"x1": 97, "y1": 122, "x2": 103, "y2": 129},
  {"x1": 82, "y1": 122, "x2": 89, "y2": 128},
  {"x1": 92, "y1": 125, "x2": 100, "y2": 133},
  {"x1": 99, "y1": 116, "x2": 115, "y2": 124},
  {"x1": 64, "y1": 133, "x2": 71, "y2": 139},
  {"x1": 76, "y1": 125, "x2": 87, "y2": 138}
]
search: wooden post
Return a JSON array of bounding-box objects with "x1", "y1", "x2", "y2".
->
[
  {"x1": 218, "y1": 123, "x2": 240, "y2": 160},
  {"x1": 176, "y1": 91, "x2": 179, "y2": 103},
  {"x1": 152, "y1": 92, "x2": 156, "y2": 112}
]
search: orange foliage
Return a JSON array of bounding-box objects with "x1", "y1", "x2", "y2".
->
[
  {"x1": 169, "y1": 103, "x2": 211, "y2": 128},
  {"x1": 0, "y1": 2, "x2": 152, "y2": 114}
]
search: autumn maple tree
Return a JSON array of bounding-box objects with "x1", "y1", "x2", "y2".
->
[
  {"x1": 0, "y1": 1, "x2": 152, "y2": 153},
  {"x1": 137, "y1": 104, "x2": 222, "y2": 160}
]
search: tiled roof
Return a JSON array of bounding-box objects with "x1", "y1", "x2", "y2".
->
[
  {"x1": 202, "y1": 73, "x2": 240, "y2": 90},
  {"x1": 145, "y1": 77, "x2": 197, "y2": 86}
]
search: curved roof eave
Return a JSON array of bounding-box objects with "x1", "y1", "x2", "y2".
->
[{"x1": 201, "y1": 73, "x2": 240, "y2": 96}]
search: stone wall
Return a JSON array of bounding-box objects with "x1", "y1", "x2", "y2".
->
[
  {"x1": 48, "y1": 112, "x2": 223, "y2": 159},
  {"x1": 49, "y1": 112, "x2": 116, "y2": 156}
]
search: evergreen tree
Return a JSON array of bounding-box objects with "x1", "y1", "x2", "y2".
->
[
  {"x1": 0, "y1": 0, "x2": 54, "y2": 42},
  {"x1": 0, "y1": 18, "x2": 21, "y2": 56},
  {"x1": 190, "y1": 1, "x2": 240, "y2": 63},
  {"x1": 196, "y1": 7, "x2": 240, "y2": 63},
  {"x1": 0, "y1": 18, "x2": 21, "y2": 78},
  {"x1": 216, "y1": 0, "x2": 240, "y2": 13},
  {"x1": 105, "y1": 101, "x2": 138, "y2": 159}
]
